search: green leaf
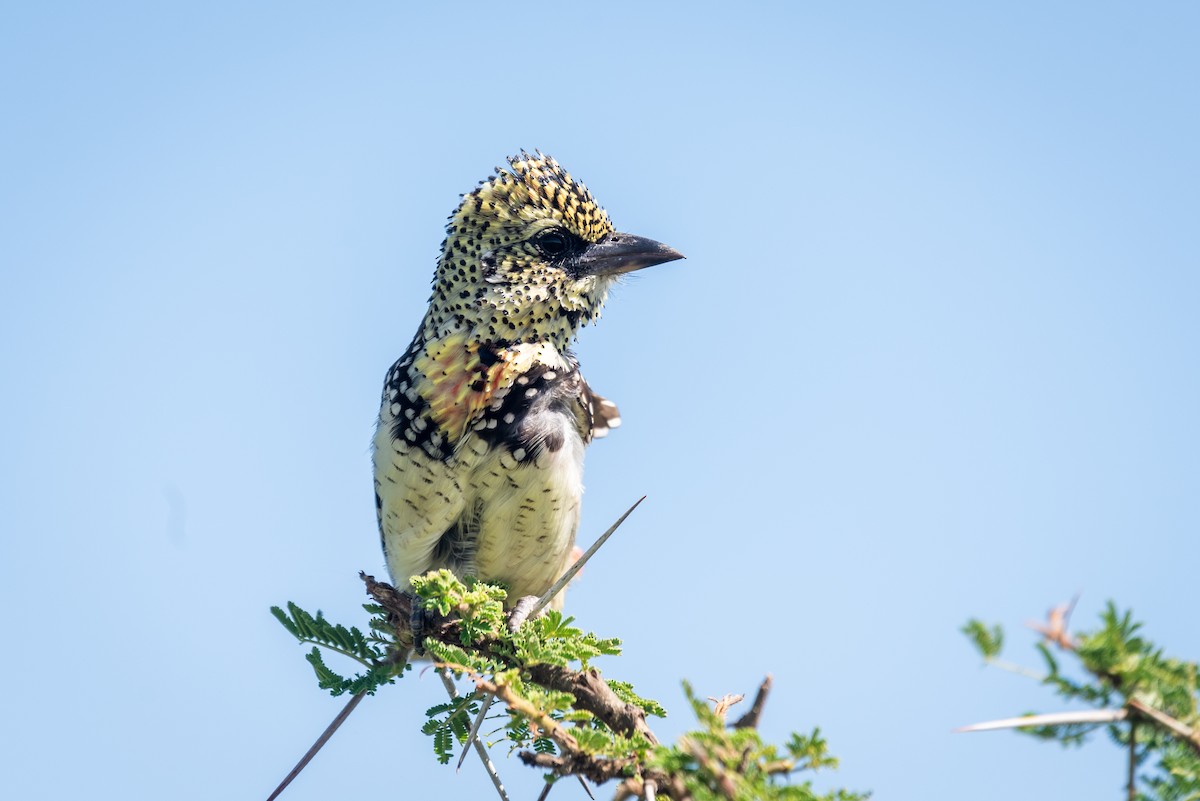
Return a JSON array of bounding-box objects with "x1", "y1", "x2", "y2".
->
[
  {"x1": 607, "y1": 679, "x2": 667, "y2": 718},
  {"x1": 962, "y1": 619, "x2": 1004, "y2": 659}
]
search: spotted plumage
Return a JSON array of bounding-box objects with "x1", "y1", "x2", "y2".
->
[{"x1": 373, "y1": 152, "x2": 682, "y2": 609}]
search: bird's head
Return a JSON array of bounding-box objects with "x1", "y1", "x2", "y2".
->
[{"x1": 422, "y1": 152, "x2": 683, "y2": 347}]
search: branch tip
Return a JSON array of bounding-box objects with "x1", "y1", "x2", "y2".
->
[
  {"x1": 733, "y1": 675, "x2": 773, "y2": 730},
  {"x1": 531, "y1": 495, "x2": 646, "y2": 616}
]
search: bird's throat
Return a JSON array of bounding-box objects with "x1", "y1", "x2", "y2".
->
[{"x1": 410, "y1": 330, "x2": 570, "y2": 444}]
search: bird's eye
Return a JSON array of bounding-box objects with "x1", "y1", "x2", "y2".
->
[{"x1": 533, "y1": 229, "x2": 570, "y2": 258}]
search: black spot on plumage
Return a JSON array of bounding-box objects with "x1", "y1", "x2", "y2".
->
[{"x1": 477, "y1": 345, "x2": 501, "y2": 367}]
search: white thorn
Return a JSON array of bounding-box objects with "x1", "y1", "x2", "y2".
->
[
  {"x1": 956, "y1": 708, "x2": 1127, "y2": 733},
  {"x1": 456, "y1": 693, "x2": 496, "y2": 772},
  {"x1": 530, "y1": 496, "x2": 646, "y2": 617},
  {"x1": 439, "y1": 670, "x2": 510, "y2": 801}
]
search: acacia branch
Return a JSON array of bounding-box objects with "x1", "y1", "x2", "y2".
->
[
  {"x1": 361, "y1": 573, "x2": 659, "y2": 746},
  {"x1": 526, "y1": 663, "x2": 659, "y2": 745},
  {"x1": 1128, "y1": 698, "x2": 1200, "y2": 758},
  {"x1": 511, "y1": 672, "x2": 780, "y2": 797},
  {"x1": 357, "y1": 573, "x2": 803, "y2": 798},
  {"x1": 733, "y1": 675, "x2": 772, "y2": 730}
]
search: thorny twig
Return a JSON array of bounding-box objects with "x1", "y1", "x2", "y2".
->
[
  {"x1": 267, "y1": 499, "x2": 647, "y2": 800},
  {"x1": 438, "y1": 668, "x2": 510, "y2": 801},
  {"x1": 265, "y1": 641, "x2": 412, "y2": 801},
  {"x1": 456, "y1": 692, "x2": 496, "y2": 771},
  {"x1": 265, "y1": 690, "x2": 370, "y2": 801}
]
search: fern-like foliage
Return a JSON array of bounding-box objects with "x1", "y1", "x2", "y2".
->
[
  {"x1": 270, "y1": 601, "x2": 406, "y2": 696},
  {"x1": 410, "y1": 570, "x2": 508, "y2": 646},
  {"x1": 510, "y1": 609, "x2": 622, "y2": 669},
  {"x1": 422, "y1": 695, "x2": 482, "y2": 764},
  {"x1": 607, "y1": 678, "x2": 668, "y2": 719}
]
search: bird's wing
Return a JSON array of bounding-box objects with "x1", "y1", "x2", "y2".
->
[
  {"x1": 373, "y1": 415, "x2": 467, "y2": 590},
  {"x1": 373, "y1": 341, "x2": 473, "y2": 589},
  {"x1": 583, "y1": 385, "x2": 622, "y2": 439}
]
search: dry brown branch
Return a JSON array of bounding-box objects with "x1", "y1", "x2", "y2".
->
[
  {"x1": 613, "y1": 779, "x2": 637, "y2": 801},
  {"x1": 611, "y1": 774, "x2": 689, "y2": 801},
  {"x1": 518, "y1": 750, "x2": 633, "y2": 786},
  {"x1": 733, "y1": 675, "x2": 773, "y2": 729},
  {"x1": 682, "y1": 736, "x2": 738, "y2": 799},
  {"x1": 526, "y1": 663, "x2": 660, "y2": 745},
  {"x1": 1128, "y1": 698, "x2": 1200, "y2": 758},
  {"x1": 505, "y1": 661, "x2": 779, "y2": 797},
  {"x1": 475, "y1": 675, "x2": 580, "y2": 754}
]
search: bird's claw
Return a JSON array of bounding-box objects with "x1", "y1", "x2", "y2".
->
[
  {"x1": 506, "y1": 595, "x2": 541, "y2": 632},
  {"x1": 408, "y1": 592, "x2": 427, "y2": 655}
]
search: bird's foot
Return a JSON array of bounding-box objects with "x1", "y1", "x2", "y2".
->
[
  {"x1": 408, "y1": 592, "x2": 427, "y2": 655},
  {"x1": 506, "y1": 595, "x2": 542, "y2": 633}
]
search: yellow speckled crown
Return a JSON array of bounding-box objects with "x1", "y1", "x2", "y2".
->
[{"x1": 465, "y1": 151, "x2": 614, "y2": 244}]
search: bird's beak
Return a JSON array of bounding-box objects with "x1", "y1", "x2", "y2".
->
[{"x1": 575, "y1": 233, "x2": 685, "y2": 278}]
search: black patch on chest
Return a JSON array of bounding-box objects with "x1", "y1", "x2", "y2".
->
[{"x1": 473, "y1": 360, "x2": 587, "y2": 463}]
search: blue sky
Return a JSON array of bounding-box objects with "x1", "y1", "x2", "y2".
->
[{"x1": 2, "y1": 2, "x2": 1197, "y2": 799}]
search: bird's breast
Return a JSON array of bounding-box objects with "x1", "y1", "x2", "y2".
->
[
  {"x1": 378, "y1": 332, "x2": 596, "y2": 604},
  {"x1": 458, "y1": 399, "x2": 588, "y2": 604}
]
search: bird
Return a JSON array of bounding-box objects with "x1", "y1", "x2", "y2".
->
[{"x1": 372, "y1": 152, "x2": 682, "y2": 613}]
